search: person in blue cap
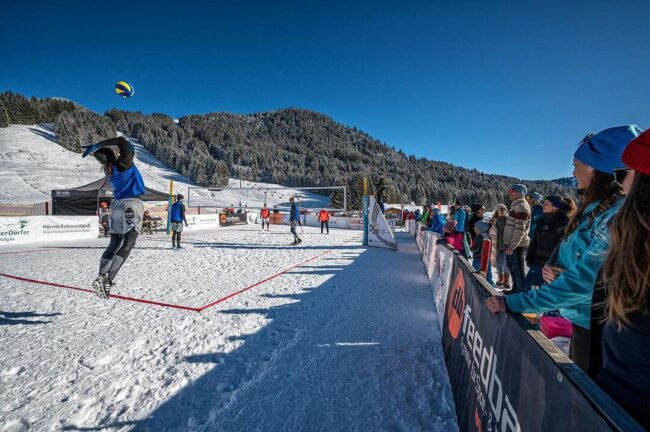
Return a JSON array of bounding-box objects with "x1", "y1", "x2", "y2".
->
[
  {"x1": 485, "y1": 125, "x2": 642, "y2": 374},
  {"x1": 428, "y1": 207, "x2": 446, "y2": 236},
  {"x1": 502, "y1": 183, "x2": 531, "y2": 293}
]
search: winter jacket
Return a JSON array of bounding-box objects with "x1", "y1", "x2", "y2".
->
[
  {"x1": 454, "y1": 208, "x2": 466, "y2": 233},
  {"x1": 494, "y1": 216, "x2": 507, "y2": 251},
  {"x1": 420, "y1": 209, "x2": 430, "y2": 224},
  {"x1": 529, "y1": 204, "x2": 544, "y2": 239},
  {"x1": 414, "y1": 210, "x2": 421, "y2": 221},
  {"x1": 597, "y1": 310, "x2": 650, "y2": 429},
  {"x1": 505, "y1": 198, "x2": 624, "y2": 329},
  {"x1": 444, "y1": 232, "x2": 464, "y2": 252},
  {"x1": 527, "y1": 212, "x2": 569, "y2": 267},
  {"x1": 470, "y1": 232, "x2": 490, "y2": 260},
  {"x1": 260, "y1": 208, "x2": 270, "y2": 218},
  {"x1": 502, "y1": 198, "x2": 531, "y2": 249},
  {"x1": 429, "y1": 213, "x2": 446, "y2": 236},
  {"x1": 466, "y1": 214, "x2": 482, "y2": 242},
  {"x1": 170, "y1": 201, "x2": 187, "y2": 223},
  {"x1": 318, "y1": 210, "x2": 330, "y2": 222}
]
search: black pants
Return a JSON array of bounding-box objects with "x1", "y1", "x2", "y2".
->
[
  {"x1": 262, "y1": 221, "x2": 269, "y2": 230},
  {"x1": 100, "y1": 230, "x2": 139, "y2": 281},
  {"x1": 570, "y1": 323, "x2": 601, "y2": 377},
  {"x1": 321, "y1": 221, "x2": 329, "y2": 234},
  {"x1": 506, "y1": 247, "x2": 527, "y2": 293},
  {"x1": 172, "y1": 231, "x2": 182, "y2": 247},
  {"x1": 291, "y1": 223, "x2": 300, "y2": 242}
]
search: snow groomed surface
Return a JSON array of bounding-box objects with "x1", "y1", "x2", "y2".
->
[{"x1": 0, "y1": 226, "x2": 457, "y2": 431}]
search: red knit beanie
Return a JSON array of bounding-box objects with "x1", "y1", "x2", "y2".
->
[{"x1": 622, "y1": 129, "x2": 650, "y2": 175}]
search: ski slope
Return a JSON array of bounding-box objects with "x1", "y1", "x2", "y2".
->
[
  {"x1": 0, "y1": 227, "x2": 457, "y2": 431},
  {"x1": 0, "y1": 124, "x2": 327, "y2": 209}
]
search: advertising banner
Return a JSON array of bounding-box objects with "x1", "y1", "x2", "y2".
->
[
  {"x1": 219, "y1": 212, "x2": 248, "y2": 227},
  {"x1": 186, "y1": 214, "x2": 220, "y2": 231},
  {"x1": 349, "y1": 217, "x2": 364, "y2": 230},
  {"x1": 442, "y1": 260, "x2": 616, "y2": 432},
  {"x1": 0, "y1": 216, "x2": 99, "y2": 246}
]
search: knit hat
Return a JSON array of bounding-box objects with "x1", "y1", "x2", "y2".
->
[
  {"x1": 528, "y1": 192, "x2": 543, "y2": 203},
  {"x1": 622, "y1": 129, "x2": 650, "y2": 175},
  {"x1": 474, "y1": 220, "x2": 489, "y2": 234},
  {"x1": 510, "y1": 184, "x2": 527, "y2": 197},
  {"x1": 574, "y1": 125, "x2": 642, "y2": 173},
  {"x1": 493, "y1": 203, "x2": 507, "y2": 212},
  {"x1": 444, "y1": 220, "x2": 457, "y2": 234},
  {"x1": 545, "y1": 195, "x2": 563, "y2": 209}
]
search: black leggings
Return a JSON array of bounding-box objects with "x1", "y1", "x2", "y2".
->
[
  {"x1": 100, "y1": 230, "x2": 138, "y2": 281},
  {"x1": 172, "y1": 230, "x2": 182, "y2": 246}
]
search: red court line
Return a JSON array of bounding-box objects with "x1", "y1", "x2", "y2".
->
[
  {"x1": 0, "y1": 238, "x2": 361, "y2": 313},
  {"x1": 0, "y1": 273, "x2": 201, "y2": 312}
]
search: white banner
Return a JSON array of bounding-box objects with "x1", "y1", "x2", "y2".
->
[
  {"x1": 367, "y1": 196, "x2": 398, "y2": 250},
  {"x1": 0, "y1": 216, "x2": 99, "y2": 246},
  {"x1": 185, "y1": 214, "x2": 221, "y2": 231},
  {"x1": 349, "y1": 217, "x2": 364, "y2": 230}
]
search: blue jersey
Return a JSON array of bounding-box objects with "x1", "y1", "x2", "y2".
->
[
  {"x1": 170, "y1": 201, "x2": 186, "y2": 223},
  {"x1": 110, "y1": 164, "x2": 145, "y2": 199}
]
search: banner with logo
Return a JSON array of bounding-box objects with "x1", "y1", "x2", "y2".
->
[
  {"x1": 349, "y1": 217, "x2": 364, "y2": 230},
  {"x1": 219, "y1": 212, "x2": 248, "y2": 227},
  {"x1": 0, "y1": 216, "x2": 99, "y2": 246},
  {"x1": 186, "y1": 214, "x2": 220, "y2": 231},
  {"x1": 367, "y1": 196, "x2": 397, "y2": 250},
  {"x1": 442, "y1": 260, "x2": 618, "y2": 432}
]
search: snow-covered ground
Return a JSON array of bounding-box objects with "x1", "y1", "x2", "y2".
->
[
  {"x1": 0, "y1": 226, "x2": 457, "y2": 431},
  {"x1": 0, "y1": 124, "x2": 331, "y2": 210}
]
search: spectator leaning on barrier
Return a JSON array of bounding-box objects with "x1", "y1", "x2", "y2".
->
[
  {"x1": 502, "y1": 183, "x2": 531, "y2": 294},
  {"x1": 442, "y1": 220, "x2": 465, "y2": 252},
  {"x1": 414, "y1": 208, "x2": 421, "y2": 222},
  {"x1": 596, "y1": 130, "x2": 650, "y2": 429},
  {"x1": 526, "y1": 192, "x2": 544, "y2": 239},
  {"x1": 489, "y1": 203, "x2": 510, "y2": 289},
  {"x1": 471, "y1": 220, "x2": 494, "y2": 285},
  {"x1": 467, "y1": 203, "x2": 485, "y2": 244},
  {"x1": 524, "y1": 195, "x2": 569, "y2": 291},
  {"x1": 485, "y1": 125, "x2": 641, "y2": 375},
  {"x1": 429, "y1": 208, "x2": 446, "y2": 236}
]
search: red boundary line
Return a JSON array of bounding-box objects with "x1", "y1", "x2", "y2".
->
[{"x1": 0, "y1": 239, "x2": 358, "y2": 313}]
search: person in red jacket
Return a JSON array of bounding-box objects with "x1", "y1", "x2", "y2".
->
[
  {"x1": 260, "y1": 203, "x2": 270, "y2": 231},
  {"x1": 319, "y1": 209, "x2": 330, "y2": 234}
]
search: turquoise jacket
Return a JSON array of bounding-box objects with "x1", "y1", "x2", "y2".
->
[{"x1": 505, "y1": 198, "x2": 623, "y2": 329}]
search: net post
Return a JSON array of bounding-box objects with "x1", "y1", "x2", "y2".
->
[{"x1": 362, "y1": 195, "x2": 369, "y2": 246}]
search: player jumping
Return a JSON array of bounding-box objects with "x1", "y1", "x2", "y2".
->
[{"x1": 82, "y1": 137, "x2": 145, "y2": 299}]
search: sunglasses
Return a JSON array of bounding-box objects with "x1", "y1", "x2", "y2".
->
[{"x1": 613, "y1": 168, "x2": 630, "y2": 184}]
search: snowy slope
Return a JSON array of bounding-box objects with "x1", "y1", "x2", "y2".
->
[
  {"x1": 0, "y1": 227, "x2": 457, "y2": 431},
  {"x1": 0, "y1": 124, "x2": 326, "y2": 209}
]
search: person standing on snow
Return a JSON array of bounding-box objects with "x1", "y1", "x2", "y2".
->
[
  {"x1": 502, "y1": 184, "x2": 531, "y2": 293},
  {"x1": 289, "y1": 196, "x2": 302, "y2": 245},
  {"x1": 527, "y1": 192, "x2": 544, "y2": 239},
  {"x1": 260, "y1": 203, "x2": 270, "y2": 231},
  {"x1": 83, "y1": 136, "x2": 145, "y2": 299},
  {"x1": 319, "y1": 208, "x2": 330, "y2": 234},
  {"x1": 170, "y1": 194, "x2": 188, "y2": 249}
]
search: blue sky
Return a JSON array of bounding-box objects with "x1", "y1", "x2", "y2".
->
[{"x1": 2, "y1": 0, "x2": 649, "y2": 180}]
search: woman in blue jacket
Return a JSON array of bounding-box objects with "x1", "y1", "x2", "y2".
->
[
  {"x1": 83, "y1": 137, "x2": 146, "y2": 299},
  {"x1": 485, "y1": 125, "x2": 642, "y2": 373},
  {"x1": 428, "y1": 208, "x2": 446, "y2": 236}
]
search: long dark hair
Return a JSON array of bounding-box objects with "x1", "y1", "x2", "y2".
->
[
  {"x1": 603, "y1": 172, "x2": 650, "y2": 327},
  {"x1": 565, "y1": 171, "x2": 621, "y2": 237}
]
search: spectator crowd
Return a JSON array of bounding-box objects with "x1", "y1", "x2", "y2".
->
[{"x1": 407, "y1": 125, "x2": 649, "y2": 429}]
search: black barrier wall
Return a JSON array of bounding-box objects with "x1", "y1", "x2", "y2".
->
[{"x1": 413, "y1": 223, "x2": 643, "y2": 432}]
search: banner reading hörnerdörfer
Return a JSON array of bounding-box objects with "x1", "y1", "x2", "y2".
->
[
  {"x1": 0, "y1": 216, "x2": 99, "y2": 246},
  {"x1": 442, "y1": 261, "x2": 614, "y2": 432}
]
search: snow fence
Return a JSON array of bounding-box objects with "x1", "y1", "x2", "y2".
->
[{"x1": 412, "y1": 223, "x2": 644, "y2": 432}]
